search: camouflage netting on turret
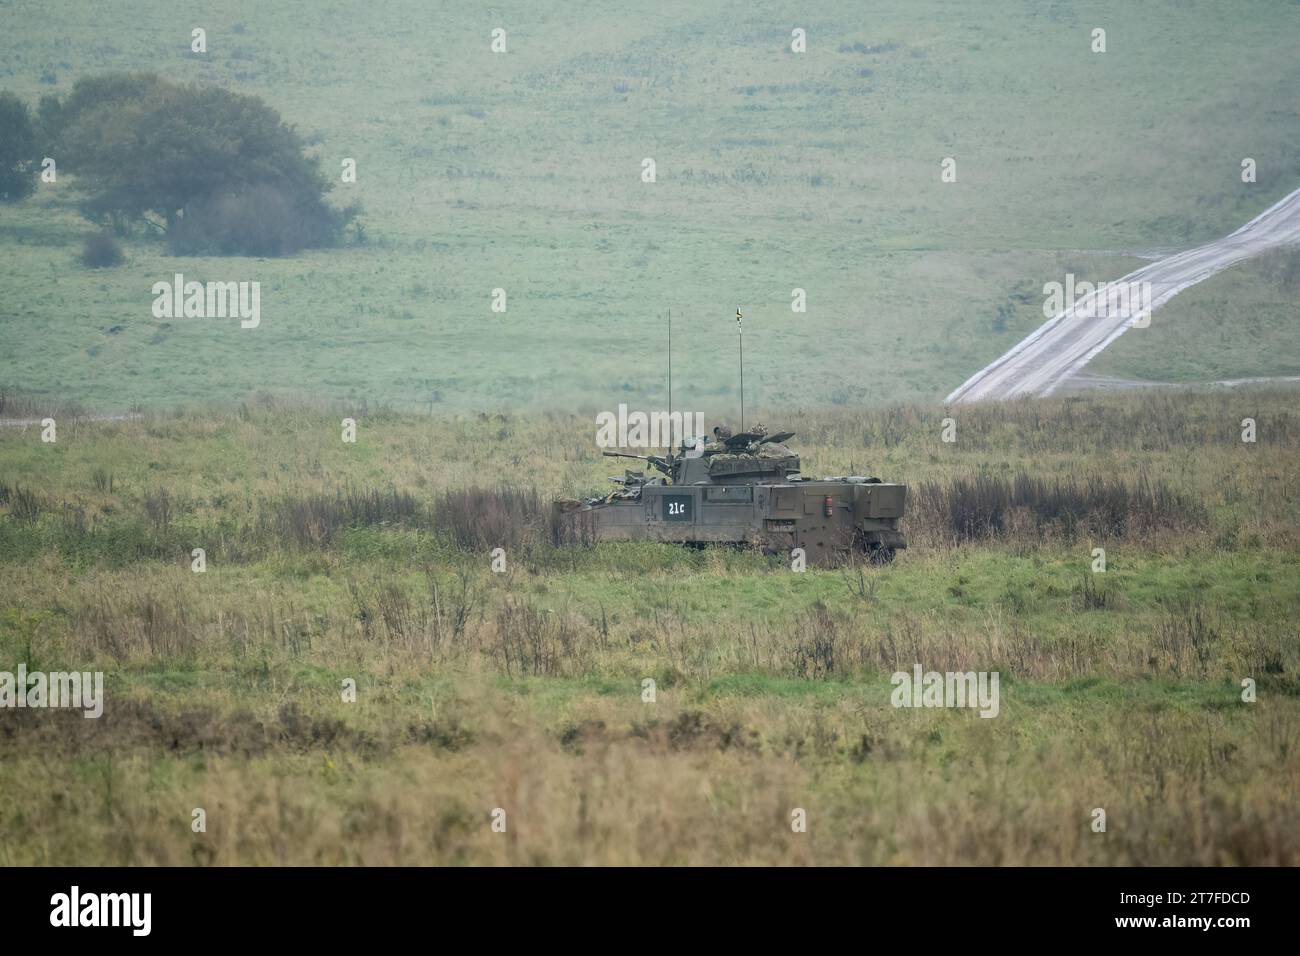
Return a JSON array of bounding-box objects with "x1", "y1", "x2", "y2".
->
[
  {"x1": 706, "y1": 443, "x2": 800, "y2": 477},
  {"x1": 708, "y1": 442, "x2": 796, "y2": 462}
]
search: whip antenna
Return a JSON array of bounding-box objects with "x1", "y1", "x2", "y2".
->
[{"x1": 736, "y1": 307, "x2": 745, "y2": 432}]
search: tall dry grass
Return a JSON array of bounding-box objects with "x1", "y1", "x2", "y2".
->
[
  {"x1": 2, "y1": 689, "x2": 1296, "y2": 865},
  {"x1": 1, "y1": 387, "x2": 1297, "y2": 866}
]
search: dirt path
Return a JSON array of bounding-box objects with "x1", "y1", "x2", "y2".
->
[
  {"x1": 0, "y1": 413, "x2": 141, "y2": 428},
  {"x1": 946, "y1": 186, "x2": 1300, "y2": 404}
]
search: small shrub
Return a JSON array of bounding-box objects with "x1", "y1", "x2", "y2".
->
[
  {"x1": 1152, "y1": 604, "x2": 1220, "y2": 677},
  {"x1": 1074, "y1": 575, "x2": 1111, "y2": 610},
  {"x1": 492, "y1": 598, "x2": 578, "y2": 677},
  {"x1": 91, "y1": 467, "x2": 114, "y2": 494},
  {"x1": 432, "y1": 486, "x2": 545, "y2": 551},
  {"x1": 143, "y1": 488, "x2": 173, "y2": 534},
  {"x1": 81, "y1": 231, "x2": 124, "y2": 268},
  {"x1": 168, "y1": 183, "x2": 357, "y2": 257},
  {"x1": 271, "y1": 486, "x2": 418, "y2": 549},
  {"x1": 7, "y1": 486, "x2": 46, "y2": 524},
  {"x1": 911, "y1": 471, "x2": 1204, "y2": 544},
  {"x1": 790, "y1": 605, "x2": 842, "y2": 679}
]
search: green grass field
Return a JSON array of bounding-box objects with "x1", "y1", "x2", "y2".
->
[
  {"x1": 1, "y1": 391, "x2": 1297, "y2": 864},
  {"x1": 2, "y1": 1, "x2": 1299, "y2": 867},
  {"x1": 1090, "y1": 248, "x2": 1300, "y2": 383},
  {"x1": 2, "y1": 0, "x2": 1300, "y2": 413}
]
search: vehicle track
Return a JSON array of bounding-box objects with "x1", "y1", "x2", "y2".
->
[{"x1": 946, "y1": 186, "x2": 1300, "y2": 404}]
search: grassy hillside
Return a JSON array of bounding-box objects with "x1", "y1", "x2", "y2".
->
[
  {"x1": 1089, "y1": 247, "x2": 1300, "y2": 383},
  {"x1": 3, "y1": 1, "x2": 1299, "y2": 868},
  {"x1": 2, "y1": 0, "x2": 1299, "y2": 412}
]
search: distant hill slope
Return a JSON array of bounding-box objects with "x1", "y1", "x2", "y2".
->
[
  {"x1": 1, "y1": 0, "x2": 1299, "y2": 412},
  {"x1": 946, "y1": 188, "x2": 1300, "y2": 402}
]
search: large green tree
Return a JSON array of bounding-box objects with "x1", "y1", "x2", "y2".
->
[
  {"x1": 44, "y1": 73, "x2": 354, "y2": 255},
  {"x1": 0, "y1": 91, "x2": 39, "y2": 201}
]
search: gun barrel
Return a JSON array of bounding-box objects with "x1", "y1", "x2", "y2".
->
[{"x1": 602, "y1": 451, "x2": 649, "y2": 460}]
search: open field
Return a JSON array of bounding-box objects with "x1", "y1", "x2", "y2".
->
[
  {"x1": 3, "y1": 0, "x2": 1300, "y2": 412},
  {"x1": 1088, "y1": 247, "x2": 1300, "y2": 384},
  {"x1": 947, "y1": 192, "x2": 1300, "y2": 402},
  {"x1": 1, "y1": 389, "x2": 1297, "y2": 864},
  {"x1": 2, "y1": 0, "x2": 1299, "y2": 870}
]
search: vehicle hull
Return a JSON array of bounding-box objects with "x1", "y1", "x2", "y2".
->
[{"x1": 554, "y1": 480, "x2": 906, "y2": 565}]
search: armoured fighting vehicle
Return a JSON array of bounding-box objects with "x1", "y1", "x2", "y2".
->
[{"x1": 553, "y1": 427, "x2": 907, "y2": 565}]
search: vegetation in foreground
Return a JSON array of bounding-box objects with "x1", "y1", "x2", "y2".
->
[{"x1": 0, "y1": 389, "x2": 1297, "y2": 864}]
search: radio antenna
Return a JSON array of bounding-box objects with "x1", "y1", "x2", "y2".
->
[
  {"x1": 667, "y1": 307, "x2": 673, "y2": 450},
  {"x1": 736, "y1": 307, "x2": 745, "y2": 432}
]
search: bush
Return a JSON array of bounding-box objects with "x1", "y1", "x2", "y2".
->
[
  {"x1": 909, "y1": 471, "x2": 1205, "y2": 544},
  {"x1": 432, "y1": 486, "x2": 546, "y2": 551},
  {"x1": 168, "y1": 182, "x2": 356, "y2": 257},
  {"x1": 6, "y1": 485, "x2": 47, "y2": 525},
  {"x1": 80, "y1": 231, "x2": 124, "y2": 268},
  {"x1": 270, "y1": 486, "x2": 419, "y2": 549},
  {"x1": 45, "y1": 73, "x2": 357, "y2": 256}
]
